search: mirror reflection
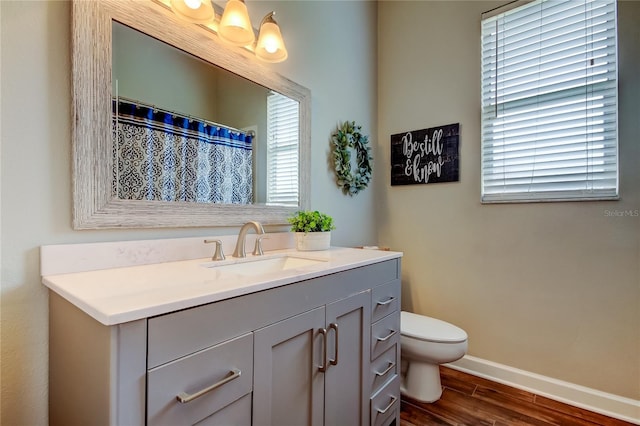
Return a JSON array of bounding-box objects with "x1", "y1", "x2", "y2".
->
[{"x1": 112, "y1": 22, "x2": 299, "y2": 206}]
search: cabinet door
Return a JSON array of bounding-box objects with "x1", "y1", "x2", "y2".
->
[
  {"x1": 325, "y1": 291, "x2": 371, "y2": 426},
  {"x1": 253, "y1": 306, "x2": 326, "y2": 426}
]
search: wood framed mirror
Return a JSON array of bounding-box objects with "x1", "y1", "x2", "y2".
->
[{"x1": 72, "y1": 0, "x2": 310, "y2": 229}]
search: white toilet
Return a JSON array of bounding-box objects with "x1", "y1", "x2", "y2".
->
[{"x1": 400, "y1": 311, "x2": 468, "y2": 403}]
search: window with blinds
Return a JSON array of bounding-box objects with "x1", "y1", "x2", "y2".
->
[
  {"x1": 266, "y1": 91, "x2": 299, "y2": 206},
  {"x1": 480, "y1": 0, "x2": 618, "y2": 203}
]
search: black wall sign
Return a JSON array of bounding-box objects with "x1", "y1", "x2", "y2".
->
[{"x1": 390, "y1": 123, "x2": 460, "y2": 186}]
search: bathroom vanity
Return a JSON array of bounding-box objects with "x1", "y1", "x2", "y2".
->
[{"x1": 42, "y1": 235, "x2": 402, "y2": 426}]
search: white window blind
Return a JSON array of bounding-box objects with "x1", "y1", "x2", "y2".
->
[
  {"x1": 266, "y1": 91, "x2": 299, "y2": 206},
  {"x1": 481, "y1": 0, "x2": 618, "y2": 203}
]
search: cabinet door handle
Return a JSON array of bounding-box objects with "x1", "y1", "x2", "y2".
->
[
  {"x1": 318, "y1": 328, "x2": 328, "y2": 373},
  {"x1": 329, "y1": 323, "x2": 338, "y2": 366},
  {"x1": 374, "y1": 361, "x2": 396, "y2": 377},
  {"x1": 376, "y1": 329, "x2": 397, "y2": 342},
  {"x1": 376, "y1": 296, "x2": 396, "y2": 306},
  {"x1": 176, "y1": 369, "x2": 241, "y2": 404},
  {"x1": 376, "y1": 396, "x2": 398, "y2": 415}
]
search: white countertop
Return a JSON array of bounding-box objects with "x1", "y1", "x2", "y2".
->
[{"x1": 42, "y1": 246, "x2": 402, "y2": 326}]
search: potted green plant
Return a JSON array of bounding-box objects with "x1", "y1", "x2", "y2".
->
[{"x1": 288, "y1": 210, "x2": 335, "y2": 251}]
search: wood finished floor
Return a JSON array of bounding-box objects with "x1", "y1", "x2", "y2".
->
[{"x1": 400, "y1": 366, "x2": 636, "y2": 426}]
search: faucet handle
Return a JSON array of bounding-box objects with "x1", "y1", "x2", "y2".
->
[
  {"x1": 204, "y1": 239, "x2": 225, "y2": 261},
  {"x1": 253, "y1": 236, "x2": 268, "y2": 256}
]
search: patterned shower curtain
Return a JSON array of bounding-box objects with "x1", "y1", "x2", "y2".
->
[{"x1": 112, "y1": 99, "x2": 253, "y2": 204}]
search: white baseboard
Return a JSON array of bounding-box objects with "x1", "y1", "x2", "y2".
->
[{"x1": 447, "y1": 355, "x2": 640, "y2": 425}]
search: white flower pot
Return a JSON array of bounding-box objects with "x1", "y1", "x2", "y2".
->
[{"x1": 294, "y1": 231, "x2": 331, "y2": 251}]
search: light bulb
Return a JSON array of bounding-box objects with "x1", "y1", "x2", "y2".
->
[
  {"x1": 263, "y1": 36, "x2": 278, "y2": 53},
  {"x1": 170, "y1": 0, "x2": 214, "y2": 24},
  {"x1": 226, "y1": 12, "x2": 244, "y2": 27},
  {"x1": 183, "y1": 0, "x2": 201, "y2": 9}
]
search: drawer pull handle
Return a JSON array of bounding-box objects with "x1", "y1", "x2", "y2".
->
[
  {"x1": 376, "y1": 296, "x2": 396, "y2": 306},
  {"x1": 319, "y1": 328, "x2": 328, "y2": 373},
  {"x1": 376, "y1": 396, "x2": 398, "y2": 415},
  {"x1": 376, "y1": 329, "x2": 397, "y2": 342},
  {"x1": 329, "y1": 323, "x2": 339, "y2": 366},
  {"x1": 375, "y1": 361, "x2": 396, "y2": 377},
  {"x1": 176, "y1": 369, "x2": 241, "y2": 404}
]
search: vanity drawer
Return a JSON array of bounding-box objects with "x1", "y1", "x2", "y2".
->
[
  {"x1": 371, "y1": 310, "x2": 400, "y2": 360},
  {"x1": 371, "y1": 279, "x2": 400, "y2": 323},
  {"x1": 147, "y1": 333, "x2": 253, "y2": 426},
  {"x1": 370, "y1": 343, "x2": 398, "y2": 396},
  {"x1": 195, "y1": 393, "x2": 252, "y2": 426},
  {"x1": 371, "y1": 375, "x2": 400, "y2": 426}
]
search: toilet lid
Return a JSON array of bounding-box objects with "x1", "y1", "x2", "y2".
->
[{"x1": 401, "y1": 311, "x2": 467, "y2": 343}]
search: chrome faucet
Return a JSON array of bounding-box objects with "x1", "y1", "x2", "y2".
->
[{"x1": 233, "y1": 221, "x2": 265, "y2": 258}]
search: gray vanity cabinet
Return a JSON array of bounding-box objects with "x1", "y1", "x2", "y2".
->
[
  {"x1": 48, "y1": 258, "x2": 401, "y2": 426},
  {"x1": 253, "y1": 290, "x2": 371, "y2": 426}
]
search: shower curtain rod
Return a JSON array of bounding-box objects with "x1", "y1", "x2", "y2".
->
[{"x1": 114, "y1": 95, "x2": 256, "y2": 138}]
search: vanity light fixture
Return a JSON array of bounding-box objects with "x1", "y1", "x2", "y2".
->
[
  {"x1": 167, "y1": 0, "x2": 289, "y2": 63},
  {"x1": 255, "y1": 12, "x2": 288, "y2": 63},
  {"x1": 169, "y1": 0, "x2": 215, "y2": 25}
]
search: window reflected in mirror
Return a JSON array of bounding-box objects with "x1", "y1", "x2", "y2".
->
[{"x1": 266, "y1": 92, "x2": 299, "y2": 206}]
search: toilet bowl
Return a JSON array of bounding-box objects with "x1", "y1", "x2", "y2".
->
[{"x1": 400, "y1": 311, "x2": 468, "y2": 403}]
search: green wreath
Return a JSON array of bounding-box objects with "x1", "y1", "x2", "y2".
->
[{"x1": 331, "y1": 121, "x2": 373, "y2": 196}]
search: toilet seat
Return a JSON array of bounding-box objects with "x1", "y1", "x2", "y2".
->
[{"x1": 401, "y1": 311, "x2": 467, "y2": 343}]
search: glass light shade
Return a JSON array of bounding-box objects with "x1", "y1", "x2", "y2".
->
[
  {"x1": 218, "y1": 0, "x2": 255, "y2": 46},
  {"x1": 170, "y1": 0, "x2": 215, "y2": 24},
  {"x1": 255, "y1": 13, "x2": 288, "y2": 63}
]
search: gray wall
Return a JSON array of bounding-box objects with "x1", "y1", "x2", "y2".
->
[
  {"x1": 377, "y1": 0, "x2": 639, "y2": 400},
  {"x1": 113, "y1": 21, "x2": 221, "y2": 121},
  {"x1": 0, "y1": 1, "x2": 378, "y2": 423}
]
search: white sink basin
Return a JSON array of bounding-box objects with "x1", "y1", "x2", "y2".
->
[{"x1": 204, "y1": 256, "x2": 326, "y2": 276}]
